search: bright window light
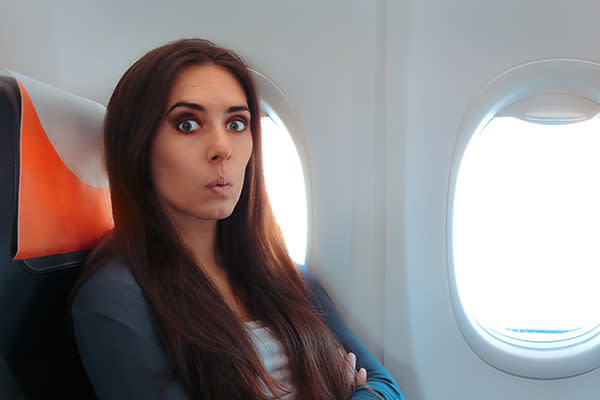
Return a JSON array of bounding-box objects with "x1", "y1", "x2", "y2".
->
[
  {"x1": 453, "y1": 116, "x2": 600, "y2": 347},
  {"x1": 261, "y1": 113, "x2": 307, "y2": 265}
]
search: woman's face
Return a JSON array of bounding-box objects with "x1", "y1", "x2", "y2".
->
[{"x1": 151, "y1": 63, "x2": 253, "y2": 228}]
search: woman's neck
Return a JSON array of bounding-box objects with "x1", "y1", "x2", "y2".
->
[
  {"x1": 173, "y1": 216, "x2": 252, "y2": 321},
  {"x1": 171, "y1": 215, "x2": 220, "y2": 267}
]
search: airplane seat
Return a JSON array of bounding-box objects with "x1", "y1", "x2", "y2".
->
[
  {"x1": 0, "y1": 355, "x2": 24, "y2": 400},
  {"x1": 0, "y1": 69, "x2": 112, "y2": 399}
]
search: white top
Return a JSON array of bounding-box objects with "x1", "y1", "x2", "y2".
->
[{"x1": 246, "y1": 321, "x2": 296, "y2": 399}]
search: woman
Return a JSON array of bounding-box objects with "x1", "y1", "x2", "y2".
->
[{"x1": 71, "y1": 38, "x2": 404, "y2": 400}]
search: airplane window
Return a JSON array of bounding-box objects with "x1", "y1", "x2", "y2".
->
[
  {"x1": 261, "y1": 109, "x2": 308, "y2": 265},
  {"x1": 453, "y1": 115, "x2": 600, "y2": 348},
  {"x1": 447, "y1": 59, "x2": 600, "y2": 379}
]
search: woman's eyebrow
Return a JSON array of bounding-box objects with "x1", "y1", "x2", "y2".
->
[
  {"x1": 226, "y1": 105, "x2": 250, "y2": 114},
  {"x1": 166, "y1": 102, "x2": 204, "y2": 116},
  {"x1": 166, "y1": 102, "x2": 250, "y2": 116}
]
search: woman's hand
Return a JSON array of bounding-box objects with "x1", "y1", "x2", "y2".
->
[{"x1": 346, "y1": 352, "x2": 368, "y2": 387}]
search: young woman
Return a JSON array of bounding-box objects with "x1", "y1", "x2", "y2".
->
[{"x1": 71, "y1": 38, "x2": 404, "y2": 400}]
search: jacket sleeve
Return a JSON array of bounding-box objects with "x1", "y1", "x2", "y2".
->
[
  {"x1": 299, "y1": 265, "x2": 406, "y2": 400},
  {"x1": 71, "y1": 260, "x2": 189, "y2": 400}
]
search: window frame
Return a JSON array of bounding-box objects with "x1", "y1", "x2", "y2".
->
[{"x1": 447, "y1": 59, "x2": 600, "y2": 379}]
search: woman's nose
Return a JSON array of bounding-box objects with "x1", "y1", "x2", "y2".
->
[{"x1": 208, "y1": 127, "x2": 232, "y2": 162}]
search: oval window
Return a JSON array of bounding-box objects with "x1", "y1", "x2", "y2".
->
[
  {"x1": 261, "y1": 107, "x2": 308, "y2": 265},
  {"x1": 448, "y1": 59, "x2": 600, "y2": 378},
  {"x1": 454, "y1": 114, "x2": 600, "y2": 346}
]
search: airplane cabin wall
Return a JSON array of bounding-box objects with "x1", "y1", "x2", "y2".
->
[{"x1": 391, "y1": 0, "x2": 600, "y2": 399}]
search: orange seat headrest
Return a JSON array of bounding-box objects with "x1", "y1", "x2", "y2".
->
[{"x1": 8, "y1": 71, "x2": 113, "y2": 260}]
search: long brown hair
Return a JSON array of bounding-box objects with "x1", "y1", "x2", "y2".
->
[{"x1": 75, "y1": 38, "x2": 355, "y2": 399}]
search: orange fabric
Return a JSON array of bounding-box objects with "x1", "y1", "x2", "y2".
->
[{"x1": 14, "y1": 80, "x2": 113, "y2": 260}]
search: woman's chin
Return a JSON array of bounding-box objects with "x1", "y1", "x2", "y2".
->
[{"x1": 212, "y1": 207, "x2": 236, "y2": 221}]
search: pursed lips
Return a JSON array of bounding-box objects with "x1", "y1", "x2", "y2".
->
[{"x1": 205, "y1": 177, "x2": 233, "y2": 197}]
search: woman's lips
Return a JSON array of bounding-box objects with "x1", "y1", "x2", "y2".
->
[{"x1": 206, "y1": 179, "x2": 233, "y2": 198}]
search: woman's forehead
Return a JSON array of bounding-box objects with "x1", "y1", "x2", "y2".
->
[{"x1": 167, "y1": 64, "x2": 248, "y2": 108}]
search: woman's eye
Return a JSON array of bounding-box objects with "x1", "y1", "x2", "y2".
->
[
  {"x1": 177, "y1": 119, "x2": 200, "y2": 133},
  {"x1": 227, "y1": 119, "x2": 247, "y2": 132}
]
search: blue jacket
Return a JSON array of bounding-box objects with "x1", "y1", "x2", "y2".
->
[{"x1": 72, "y1": 259, "x2": 405, "y2": 399}]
